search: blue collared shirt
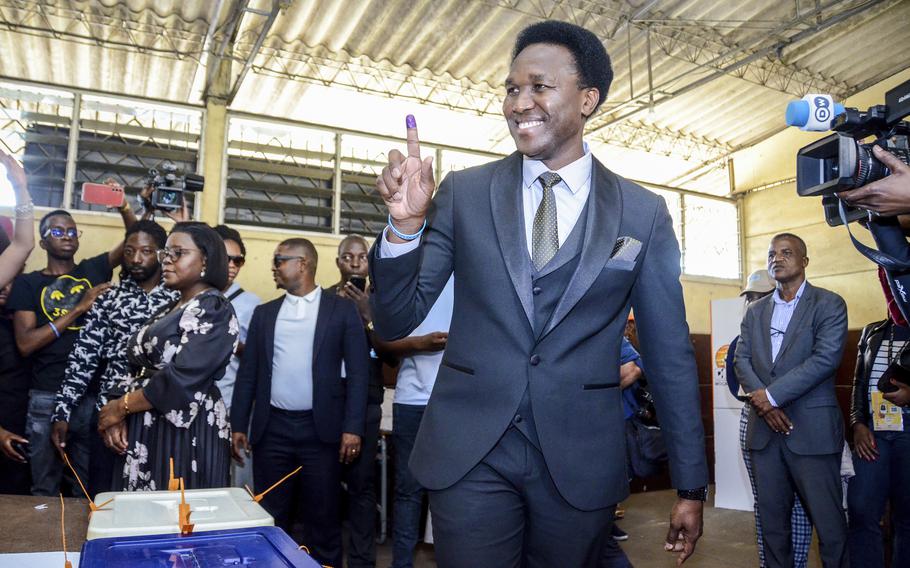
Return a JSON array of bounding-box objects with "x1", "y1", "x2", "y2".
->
[
  {"x1": 270, "y1": 287, "x2": 321, "y2": 410},
  {"x1": 766, "y1": 279, "x2": 807, "y2": 407}
]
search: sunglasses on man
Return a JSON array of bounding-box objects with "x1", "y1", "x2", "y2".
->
[
  {"x1": 43, "y1": 227, "x2": 82, "y2": 239},
  {"x1": 273, "y1": 254, "x2": 305, "y2": 268}
]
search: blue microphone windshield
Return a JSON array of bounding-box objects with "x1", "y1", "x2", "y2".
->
[
  {"x1": 785, "y1": 100, "x2": 810, "y2": 127},
  {"x1": 785, "y1": 99, "x2": 845, "y2": 129}
]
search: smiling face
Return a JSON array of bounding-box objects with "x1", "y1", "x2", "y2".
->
[
  {"x1": 503, "y1": 43, "x2": 599, "y2": 170},
  {"x1": 123, "y1": 231, "x2": 161, "y2": 285},
  {"x1": 160, "y1": 231, "x2": 205, "y2": 291},
  {"x1": 767, "y1": 237, "x2": 808, "y2": 286}
]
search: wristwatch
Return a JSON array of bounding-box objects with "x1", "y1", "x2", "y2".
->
[{"x1": 677, "y1": 486, "x2": 708, "y2": 501}]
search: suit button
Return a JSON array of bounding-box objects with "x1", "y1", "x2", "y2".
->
[
  {"x1": 513, "y1": 414, "x2": 523, "y2": 424},
  {"x1": 532, "y1": 286, "x2": 542, "y2": 295},
  {"x1": 530, "y1": 354, "x2": 540, "y2": 365}
]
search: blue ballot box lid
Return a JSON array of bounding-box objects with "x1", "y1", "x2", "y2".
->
[{"x1": 79, "y1": 526, "x2": 322, "y2": 567}]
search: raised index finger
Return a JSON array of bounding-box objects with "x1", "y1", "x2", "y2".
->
[{"x1": 406, "y1": 114, "x2": 421, "y2": 158}]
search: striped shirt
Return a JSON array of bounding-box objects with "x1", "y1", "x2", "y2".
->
[{"x1": 868, "y1": 334, "x2": 910, "y2": 429}]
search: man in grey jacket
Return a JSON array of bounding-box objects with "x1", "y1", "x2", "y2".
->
[
  {"x1": 735, "y1": 232, "x2": 849, "y2": 568},
  {"x1": 371, "y1": 19, "x2": 707, "y2": 568}
]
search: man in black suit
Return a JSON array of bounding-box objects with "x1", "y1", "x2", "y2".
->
[
  {"x1": 231, "y1": 238, "x2": 369, "y2": 568},
  {"x1": 371, "y1": 20, "x2": 707, "y2": 568}
]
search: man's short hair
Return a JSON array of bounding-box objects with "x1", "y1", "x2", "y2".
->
[
  {"x1": 280, "y1": 237, "x2": 318, "y2": 272},
  {"x1": 771, "y1": 232, "x2": 808, "y2": 257},
  {"x1": 213, "y1": 224, "x2": 246, "y2": 257},
  {"x1": 39, "y1": 209, "x2": 73, "y2": 237},
  {"x1": 512, "y1": 20, "x2": 613, "y2": 115},
  {"x1": 338, "y1": 234, "x2": 368, "y2": 255},
  {"x1": 126, "y1": 220, "x2": 167, "y2": 249}
]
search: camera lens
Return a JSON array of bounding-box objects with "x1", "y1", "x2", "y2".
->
[{"x1": 852, "y1": 143, "x2": 885, "y2": 187}]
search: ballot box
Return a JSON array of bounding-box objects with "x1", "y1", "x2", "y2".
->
[
  {"x1": 87, "y1": 487, "x2": 273, "y2": 540},
  {"x1": 79, "y1": 526, "x2": 322, "y2": 567}
]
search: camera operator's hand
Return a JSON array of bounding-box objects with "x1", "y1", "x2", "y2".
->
[
  {"x1": 838, "y1": 145, "x2": 910, "y2": 216},
  {"x1": 164, "y1": 200, "x2": 190, "y2": 223}
]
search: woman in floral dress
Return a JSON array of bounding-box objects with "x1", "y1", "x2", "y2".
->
[{"x1": 98, "y1": 222, "x2": 238, "y2": 491}]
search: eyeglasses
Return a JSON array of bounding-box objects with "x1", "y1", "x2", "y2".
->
[
  {"x1": 227, "y1": 255, "x2": 246, "y2": 267},
  {"x1": 157, "y1": 247, "x2": 200, "y2": 263},
  {"x1": 43, "y1": 227, "x2": 81, "y2": 239},
  {"x1": 273, "y1": 255, "x2": 305, "y2": 268}
]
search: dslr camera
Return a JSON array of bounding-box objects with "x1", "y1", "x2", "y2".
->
[
  {"x1": 146, "y1": 164, "x2": 205, "y2": 211},
  {"x1": 790, "y1": 78, "x2": 910, "y2": 226}
]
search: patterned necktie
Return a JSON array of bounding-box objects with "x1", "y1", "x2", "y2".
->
[{"x1": 532, "y1": 171, "x2": 561, "y2": 270}]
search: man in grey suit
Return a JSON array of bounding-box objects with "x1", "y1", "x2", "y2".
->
[
  {"x1": 735, "y1": 233, "x2": 848, "y2": 568},
  {"x1": 371, "y1": 20, "x2": 708, "y2": 567}
]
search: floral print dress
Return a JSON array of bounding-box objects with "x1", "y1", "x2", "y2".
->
[{"x1": 112, "y1": 289, "x2": 239, "y2": 491}]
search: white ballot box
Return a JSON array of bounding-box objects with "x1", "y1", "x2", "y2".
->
[{"x1": 87, "y1": 487, "x2": 273, "y2": 540}]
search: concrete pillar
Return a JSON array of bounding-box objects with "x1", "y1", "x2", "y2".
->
[{"x1": 198, "y1": 100, "x2": 228, "y2": 225}]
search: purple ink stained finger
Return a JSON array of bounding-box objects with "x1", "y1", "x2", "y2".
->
[{"x1": 406, "y1": 114, "x2": 417, "y2": 128}]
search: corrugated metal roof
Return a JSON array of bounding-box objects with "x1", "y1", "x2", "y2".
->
[{"x1": 1, "y1": 0, "x2": 908, "y2": 195}]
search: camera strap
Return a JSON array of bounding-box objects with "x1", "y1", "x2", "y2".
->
[
  {"x1": 840, "y1": 200, "x2": 910, "y2": 270},
  {"x1": 842, "y1": 201, "x2": 910, "y2": 322}
]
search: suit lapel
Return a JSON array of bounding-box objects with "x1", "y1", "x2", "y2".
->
[
  {"x1": 264, "y1": 296, "x2": 282, "y2": 367},
  {"x1": 759, "y1": 297, "x2": 774, "y2": 366},
  {"x1": 312, "y1": 289, "x2": 332, "y2": 367},
  {"x1": 772, "y1": 283, "x2": 815, "y2": 368},
  {"x1": 541, "y1": 159, "x2": 621, "y2": 339},
  {"x1": 490, "y1": 152, "x2": 534, "y2": 330}
]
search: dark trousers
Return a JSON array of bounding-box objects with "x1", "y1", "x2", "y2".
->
[
  {"x1": 343, "y1": 402, "x2": 381, "y2": 568},
  {"x1": 392, "y1": 403, "x2": 427, "y2": 568},
  {"x1": 88, "y1": 409, "x2": 116, "y2": 499},
  {"x1": 253, "y1": 408, "x2": 342, "y2": 568},
  {"x1": 25, "y1": 390, "x2": 94, "y2": 496},
  {"x1": 428, "y1": 426, "x2": 615, "y2": 568},
  {"x1": 751, "y1": 436, "x2": 847, "y2": 568},
  {"x1": 601, "y1": 535, "x2": 633, "y2": 568},
  {"x1": 848, "y1": 428, "x2": 910, "y2": 568}
]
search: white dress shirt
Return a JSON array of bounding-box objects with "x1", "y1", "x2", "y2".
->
[
  {"x1": 270, "y1": 287, "x2": 321, "y2": 411},
  {"x1": 394, "y1": 275, "x2": 455, "y2": 406},
  {"x1": 380, "y1": 143, "x2": 594, "y2": 259},
  {"x1": 766, "y1": 279, "x2": 807, "y2": 407}
]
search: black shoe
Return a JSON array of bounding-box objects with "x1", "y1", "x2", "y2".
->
[{"x1": 611, "y1": 524, "x2": 629, "y2": 542}]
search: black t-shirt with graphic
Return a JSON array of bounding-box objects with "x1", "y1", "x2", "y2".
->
[{"x1": 7, "y1": 252, "x2": 113, "y2": 393}]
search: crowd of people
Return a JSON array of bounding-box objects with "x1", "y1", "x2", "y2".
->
[{"x1": 1, "y1": 16, "x2": 910, "y2": 568}]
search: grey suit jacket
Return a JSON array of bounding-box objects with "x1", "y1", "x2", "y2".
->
[
  {"x1": 370, "y1": 152, "x2": 708, "y2": 510},
  {"x1": 734, "y1": 282, "x2": 848, "y2": 455}
]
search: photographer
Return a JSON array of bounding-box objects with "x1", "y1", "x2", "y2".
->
[{"x1": 838, "y1": 146, "x2": 910, "y2": 216}]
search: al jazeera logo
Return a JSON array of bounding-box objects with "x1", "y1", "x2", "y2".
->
[
  {"x1": 39, "y1": 275, "x2": 92, "y2": 330},
  {"x1": 714, "y1": 343, "x2": 730, "y2": 385}
]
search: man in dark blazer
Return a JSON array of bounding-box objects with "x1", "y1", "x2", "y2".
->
[
  {"x1": 230, "y1": 238, "x2": 369, "y2": 568},
  {"x1": 370, "y1": 20, "x2": 708, "y2": 567},
  {"x1": 735, "y1": 233, "x2": 848, "y2": 568}
]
